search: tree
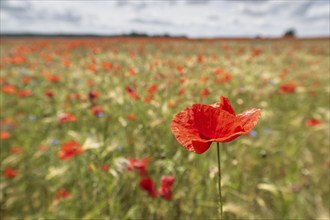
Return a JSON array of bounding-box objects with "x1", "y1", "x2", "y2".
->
[{"x1": 283, "y1": 29, "x2": 296, "y2": 38}]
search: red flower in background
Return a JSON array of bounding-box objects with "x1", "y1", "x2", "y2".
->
[
  {"x1": 200, "y1": 88, "x2": 210, "y2": 98},
  {"x1": 306, "y1": 118, "x2": 321, "y2": 127},
  {"x1": 58, "y1": 113, "x2": 76, "y2": 124},
  {"x1": 102, "y1": 61, "x2": 113, "y2": 71},
  {"x1": 215, "y1": 73, "x2": 232, "y2": 83},
  {"x1": 139, "y1": 177, "x2": 158, "y2": 197},
  {"x1": 171, "y1": 96, "x2": 261, "y2": 154},
  {"x1": 90, "y1": 105, "x2": 103, "y2": 117},
  {"x1": 144, "y1": 84, "x2": 158, "y2": 103},
  {"x1": 250, "y1": 48, "x2": 262, "y2": 58},
  {"x1": 126, "y1": 86, "x2": 140, "y2": 100},
  {"x1": 279, "y1": 82, "x2": 296, "y2": 94},
  {"x1": 127, "y1": 114, "x2": 137, "y2": 121},
  {"x1": 178, "y1": 88, "x2": 185, "y2": 95},
  {"x1": 45, "y1": 73, "x2": 61, "y2": 83},
  {"x1": 127, "y1": 157, "x2": 149, "y2": 177},
  {"x1": 0, "y1": 131, "x2": 11, "y2": 140},
  {"x1": 159, "y1": 176, "x2": 175, "y2": 201},
  {"x1": 2, "y1": 85, "x2": 16, "y2": 94},
  {"x1": 44, "y1": 90, "x2": 54, "y2": 98},
  {"x1": 197, "y1": 54, "x2": 204, "y2": 63},
  {"x1": 57, "y1": 141, "x2": 84, "y2": 160},
  {"x1": 88, "y1": 91, "x2": 100, "y2": 100},
  {"x1": 147, "y1": 84, "x2": 158, "y2": 94},
  {"x1": 18, "y1": 90, "x2": 33, "y2": 98},
  {"x1": 21, "y1": 76, "x2": 32, "y2": 84},
  {"x1": 3, "y1": 168, "x2": 18, "y2": 179},
  {"x1": 10, "y1": 147, "x2": 21, "y2": 154},
  {"x1": 101, "y1": 164, "x2": 110, "y2": 172},
  {"x1": 55, "y1": 188, "x2": 71, "y2": 200}
]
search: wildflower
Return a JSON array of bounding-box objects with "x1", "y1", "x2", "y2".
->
[
  {"x1": 147, "y1": 84, "x2": 158, "y2": 95},
  {"x1": 10, "y1": 147, "x2": 21, "y2": 154},
  {"x1": 127, "y1": 114, "x2": 137, "y2": 121},
  {"x1": 2, "y1": 85, "x2": 16, "y2": 94},
  {"x1": 44, "y1": 90, "x2": 54, "y2": 98},
  {"x1": 3, "y1": 168, "x2": 18, "y2": 179},
  {"x1": 55, "y1": 188, "x2": 71, "y2": 200},
  {"x1": 90, "y1": 106, "x2": 103, "y2": 117},
  {"x1": 88, "y1": 91, "x2": 100, "y2": 100},
  {"x1": 126, "y1": 86, "x2": 140, "y2": 100},
  {"x1": 201, "y1": 88, "x2": 210, "y2": 98},
  {"x1": 101, "y1": 164, "x2": 110, "y2": 172},
  {"x1": 306, "y1": 118, "x2": 321, "y2": 127},
  {"x1": 279, "y1": 82, "x2": 296, "y2": 94},
  {"x1": 0, "y1": 131, "x2": 11, "y2": 140},
  {"x1": 127, "y1": 157, "x2": 149, "y2": 177},
  {"x1": 58, "y1": 113, "x2": 76, "y2": 124},
  {"x1": 45, "y1": 73, "x2": 60, "y2": 83},
  {"x1": 159, "y1": 176, "x2": 175, "y2": 201},
  {"x1": 57, "y1": 141, "x2": 84, "y2": 160},
  {"x1": 178, "y1": 88, "x2": 185, "y2": 95},
  {"x1": 171, "y1": 96, "x2": 261, "y2": 154},
  {"x1": 249, "y1": 130, "x2": 258, "y2": 137},
  {"x1": 139, "y1": 177, "x2": 158, "y2": 197}
]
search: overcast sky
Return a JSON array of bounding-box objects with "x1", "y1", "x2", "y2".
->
[{"x1": 1, "y1": 0, "x2": 329, "y2": 37}]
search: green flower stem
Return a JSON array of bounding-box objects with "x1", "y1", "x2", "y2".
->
[{"x1": 217, "y1": 142, "x2": 223, "y2": 220}]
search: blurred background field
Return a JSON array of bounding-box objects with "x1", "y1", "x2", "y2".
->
[{"x1": 0, "y1": 37, "x2": 329, "y2": 219}]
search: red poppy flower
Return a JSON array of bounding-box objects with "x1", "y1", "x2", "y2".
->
[
  {"x1": 197, "y1": 54, "x2": 204, "y2": 63},
  {"x1": 2, "y1": 85, "x2": 16, "y2": 94},
  {"x1": 127, "y1": 157, "x2": 149, "y2": 177},
  {"x1": 88, "y1": 63, "x2": 97, "y2": 73},
  {"x1": 215, "y1": 73, "x2": 232, "y2": 83},
  {"x1": 178, "y1": 88, "x2": 185, "y2": 95},
  {"x1": 10, "y1": 147, "x2": 21, "y2": 154},
  {"x1": 127, "y1": 114, "x2": 137, "y2": 121},
  {"x1": 45, "y1": 73, "x2": 61, "y2": 83},
  {"x1": 101, "y1": 164, "x2": 110, "y2": 172},
  {"x1": 139, "y1": 177, "x2": 158, "y2": 197},
  {"x1": 200, "y1": 88, "x2": 210, "y2": 98},
  {"x1": 63, "y1": 59, "x2": 71, "y2": 68},
  {"x1": 21, "y1": 76, "x2": 32, "y2": 84},
  {"x1": 55, "y1": 188, "x2": 71, "y2": 200},
  {"x1": 144, "y1": 95, "x2": 152, "y2": 103},
  {"x1": 88, "y1": 91, "x2": 100, "y2": 100},
  {"x1": 171, "y1": 96, "x2": 261, "y2": 154},
  {"x1": 90, "y1": 106, "x2": 103, "y2": 117},
  {"x1": 57, "y1": 141, "x2": 84, "y2": 160},
  {"x1": 3, "y1": 168, "x2": 18, "y2": 179},
  {"x1": 44, "y1": 90, "x2": 54, "y2": 98},
  {"x1": 306, "y1": 118, "x2": 321, "y2": 127},
  {"x1": 159, "y1": 176, "x2": 175, "y2": 201},
  {"x1": 102, "y1": 61, "x2": 113, "y2": 71},
  {"x1": 10, "y1": 55, "x2": 26, "y2": 65},
  {"x1": 126, "y1": 86, "x2": 140, "y2": 100},
  {"x1": 147, "y1": 84, "x2": 158, "y2": 95},
  {"x1": 279, "y1": 82, "x2": 296, "y2": 94},
  {"x1": 18, "y1": 90, "x2": 33, "y2": 98},
  {"x1": 58, "y1": 113, "x2": 76, "y2": 124},
  {"x1": 251, "y1": 48, "x2": 262, "y2": 58},
  {"x1": 0, "y1": 131, "x2": 11, "y2": 140}
]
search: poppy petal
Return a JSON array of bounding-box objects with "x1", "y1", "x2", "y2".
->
[
  {"x1": 211, "y1": 96, "x2": 235, "y2": 115},
  {"x1": 171, "y1": 104, "x2": 214, "y2": 153},
  {"x1": 219, "y1": 96, "x2": 235, "y2": 115},
  {"x1": 190, "y1": 140, "x2": 212, "y2": 154},
  {"x1": 236, "y1": 108, "x2": 262, "y2": 132}
]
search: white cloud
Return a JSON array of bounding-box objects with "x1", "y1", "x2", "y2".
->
[{"x1": 0, "y1": 0, "x2": 329, "y2": 37}]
